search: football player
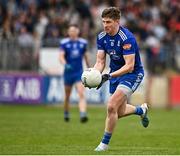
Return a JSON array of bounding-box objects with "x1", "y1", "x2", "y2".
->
[{"x1": 59, "y1": 24, "x2": 90, "y2": 123}]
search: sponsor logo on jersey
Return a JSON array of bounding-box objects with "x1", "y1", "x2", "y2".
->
[{"x1": 123, "y1": 44, "x2": 132, "y2": 50}]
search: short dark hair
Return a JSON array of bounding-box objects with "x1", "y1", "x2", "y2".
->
[
  {"x1": 101, "y1": 7, "x2": 121, "y2": 20},
  {"x1": 68, "y1": 24, "x2": 79, "y2": 29}
]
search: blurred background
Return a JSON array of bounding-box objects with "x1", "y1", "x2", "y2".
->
[{"x1": 0, "y1": 0, "x2": 180, "y2": 107}]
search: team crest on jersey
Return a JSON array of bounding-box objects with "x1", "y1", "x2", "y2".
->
[
  {"x1": 123, "y1": 44, "x2": 131, "y2": 50},
  {"x1": 107, "y1": 49, "x2": 121, "y2": 60},
  {"x1": 73, "y1": 43, "x2": 77, "y2": 49},
  {"x1": 66, "y1": 44, "x2": 71, "y2": 48},
  {"x1": 80, "y1": 43, "x2": 84, "y2": 48},
  {"x1": 71, "y1": 50, "x2": 79, "y2": 58}
]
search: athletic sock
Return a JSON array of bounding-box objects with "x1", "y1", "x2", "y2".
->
[
  {"x1": 80, "y1": 112, "x2": 87, "y2": 118},
  {"x1": 64, "y1": 111, "x2": 69, "y2": 118},
  {"x1": 134, "y1": 106, "x2": 143, "y2": 115},
  {"x1": 101, "y1": 132, "x2": 112, "y2": 145}
]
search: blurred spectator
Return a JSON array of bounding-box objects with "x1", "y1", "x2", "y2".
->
[
  {"x1": 18, "y1": 26, "x2": 34, "y2": 70},
  {"x1": 145, "y1": 34, "x2": 163, "y2": 75},
  {"x1": 144, "y1": 33, "x2": 164, "y2": 105}
]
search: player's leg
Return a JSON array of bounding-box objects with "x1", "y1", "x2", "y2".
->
[
  {"x1": 95, "y1": 73, "x2": 149, "y2": 151},
  {"x1": 105, "y1": 90, "x2": 127, "y2": 132},
  {"x1": 116, "y1": 72, "x2": 149, "y2": 127},
  {"x1": 64, "y1": 85, "x2": 72, "y2": 122},
  {"x1": 75, "y1": 81, "x2": 88, "y2": 123},
  {"x1": 116, "y1": 86, "x2": 141, "y2": 118},
  {"x1": 94, "y1": 89, "x2": 127, "y2": 151},
  {"x1": 116, "y1": 86, "x2": 149, "y2": 127},
  {"x1": 118, "y1": 103, "x2": 135, "y2": 118},
  {"x1": 118, "y1": 102, "x2": 149, "y2": 128},
  {"x1": 63, "y1": 73, "x2": 74, "y2": 122}
]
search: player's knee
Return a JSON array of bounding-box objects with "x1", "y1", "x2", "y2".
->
[
  {"x1": 108, "y1": 107, "x2": 115, "y2": 115},
  {"x1": 107, "y1": 102, "x2": 117, "y2": 115},
  {"x1": 65, "y1": 94, "x2": 70, "y2": 100},
  {"x1": 78, "y1": 91, "x2": 85, "y2": 99}
]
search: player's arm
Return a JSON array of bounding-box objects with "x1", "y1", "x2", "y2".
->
[
  {"x1": 111, "y1": 38, "x2": 136, "y2": 77},
  {"x1": 59, "y1": 49, "x2": 66, "y2": 65},
  {"x1": 84, "y1": 52, "x2": 90, "y2": 68},
  {"x1": 96, "y1": 54, "x2": 135, "y2": 89},
  {"x1": 110, "y1": 54, "x2": 135, "y2": 78},
  {"x1": 94, "y1": 50, "x2": 106, "y2": 73},
  {"x1": 59, "y1": 50, "x2": 72, "y2": 70}
]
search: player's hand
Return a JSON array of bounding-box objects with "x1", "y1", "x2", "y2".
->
[
  {"x1": 65, "y1": 64, "x2": 72, "y2": 70},
  {"x1": 96, "y1": 74, "x2": 111, "y2": 90}
]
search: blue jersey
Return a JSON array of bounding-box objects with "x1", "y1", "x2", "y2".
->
[
  {"x1": 60, "y1": 37, "x2": 87, "y2": 75},
  {"x1": 97, "y1": 26, "x2": 144, "y2": 75}
]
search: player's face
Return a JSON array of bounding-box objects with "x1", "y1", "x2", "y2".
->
[
  {"x1": 102, "y1": 18, "x2": 119, "y2": 35},
  {"x1": 68, "y1": 26, "x2": 79, "y2": 39}
]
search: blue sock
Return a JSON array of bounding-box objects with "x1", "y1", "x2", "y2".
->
[
  {"x1": 101, "y1": 132, "x2": 112, "y2": 145},
  {"x1": 64, "y1": 111, "x2": 69, "y2": 118},
  {"x1": 80, "y1": 112, "x2": 87, "y2": 118},
  {"x1": 134, "y1": 106, "x2": 143, "y2": 115}
]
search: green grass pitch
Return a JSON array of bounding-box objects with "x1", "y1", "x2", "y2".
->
[{"x1": 0, "y1": 104, "x2": 180, "y2": 155}]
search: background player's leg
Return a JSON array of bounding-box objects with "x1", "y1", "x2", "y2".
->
[
  {"x1": 75, "y1": 81, "x2": 88, "y2": 122},
  {"x1": 64, "y1": 85, "x2": 72, "y2": 122}
]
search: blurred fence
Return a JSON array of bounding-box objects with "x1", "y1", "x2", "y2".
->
[
  {"x1": 0, "y1": 38, "x2": 180, "y2": 73},
  {"x1": 0, "y1": 39, "x2": 37, "y2": 71},
  {"x1": 0, "y1": 39, "x2": 19, "y2": 70}
]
